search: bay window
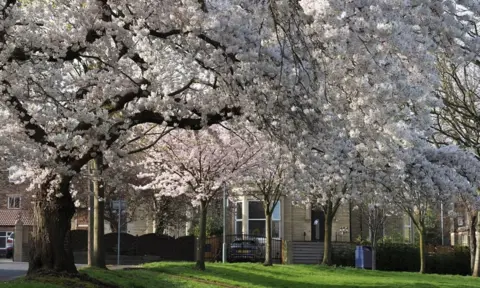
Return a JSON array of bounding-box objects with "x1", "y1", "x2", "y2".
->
[
  {"x1": 235, "y1": 202, "x2": 242, "y2": 235},
  {"x1": 247, "y1": 200, "x2": 281, "y2": 238}
]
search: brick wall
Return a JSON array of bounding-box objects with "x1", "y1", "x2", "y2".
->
[{"x1": 0, "y1": 171, "x2": 30, "y2": 210}]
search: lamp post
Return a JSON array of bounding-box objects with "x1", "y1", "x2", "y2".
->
[
  {"x1": 87, "y1": 160, "x2": 95, "y2": 266},
  {"x1": 222, "y1": 182, "x2": 228, "y2": 263},
  {"x1": 112, "y1": 199, "x2": 124, "y2": 266}
]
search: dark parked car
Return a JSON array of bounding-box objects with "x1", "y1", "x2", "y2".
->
[{"x1": 228, "y1": 239, "x2": 263, "y2": 262}]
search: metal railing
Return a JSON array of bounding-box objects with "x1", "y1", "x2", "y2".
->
[{"x1": 205, "y1": 234, "x2": 282, "y2": 263}]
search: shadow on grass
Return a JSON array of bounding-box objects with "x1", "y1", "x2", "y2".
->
[
  {"x1": 82, "y1": 267, "x2": 198, "y2": 288},
  {"x1": 146, "y1": 263, "x2": 477, "y2": 288}
]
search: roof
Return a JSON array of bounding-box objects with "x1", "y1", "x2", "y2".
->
[{"x1": 0, "y1": 209, "x2": 33, "y2": 226}]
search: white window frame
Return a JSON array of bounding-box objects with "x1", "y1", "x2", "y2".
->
[
  {"x1": 272, "y1": 202, "x2": 281, "y2": 239},
  {"x1": 234, "y1": 201, "x2": 243, "y2": 235},
  {"x1": 247, "y1": 200, "x2": 265, "y2": 236},
  {"x1": 247, "y1": 200, "x2": 281, "y2": 239},
  {"x1": 7, "y1": 196, "x2": 21, "y2": 209}
]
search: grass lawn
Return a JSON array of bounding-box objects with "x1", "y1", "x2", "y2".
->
[{"x1": 4, "y1": 262, "x2": 480, "y2": 288}]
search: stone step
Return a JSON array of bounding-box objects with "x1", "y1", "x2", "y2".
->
[{"x1": 291, "y1": 241, "x2": 325, "y2": 264}]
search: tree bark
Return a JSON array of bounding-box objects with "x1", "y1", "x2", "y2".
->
[
  {"x1": 372, "y1": 246, "x2": 377, "y2": 270},
  {"x1": 418, "y1": 227, "x2": 426, "y2": 274},
  {"x1": 264, "y1": 212, "x2": 273, "y2": 266},
  {"x1": 473, "y1": 211, "x2": 480, "y2": 277},
  {"x1": 28, "y1": 178, "x2": 77, "y2": 275},
  {"x1": 322, "y1": 209, "x2": 334, "y2": 265},
  {"x1": 470, "y1": 211, "x2": 478, "y2": 275},
  {"x1": 93, "y1": 156, "x2": 106, "y2": 268},
  {"x1": 195, "y1": 200, "x2": 208, "y2": 270},
  {"x1": 369, "y1": 208, "x2": 381, "y2": 270}
]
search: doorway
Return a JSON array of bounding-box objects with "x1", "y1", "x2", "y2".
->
[{"x1": 311, "y1": 209, "x2": 325, "y2": 241}]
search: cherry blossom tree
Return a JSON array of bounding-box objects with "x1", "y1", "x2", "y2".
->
[
  {"x1": 383, "y1": 146, "x2": 480, "y2": 274},
  {"x1": 295, "y1": 137, "x2": 362, "y2": 265},
  {"x1": 135, "y1": 126, "x2": 259, "y2": 270},
  {"x1": 286, "y1": 1, "x2": 480, "y2": 269},
  {"x1": 432, "y1": 58, "x2": 480, "y2": 276},
  {"x1": 0, "y1": 0, "x2": 306, "y2": 274},
  {"x1": 149, "y1": 194, "x2": 192, "y2": 235},
  {"x1": 238, "y1": 139, "x2": 295, "y2": 266},
  {"x1": 1, "y1": 0, "x2": 479, "y2": 276},
  {"x1": 355, "y1": 172, "x2": 404, "y2": 270}
]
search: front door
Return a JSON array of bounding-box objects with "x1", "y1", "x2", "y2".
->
[{"x1": 311, "y1": 209, "x2": 325, "y2": 241}]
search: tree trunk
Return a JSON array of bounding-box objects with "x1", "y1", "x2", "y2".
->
[
  {"x1": 195, "y1": 200, "x2": 208, "y2": 270},
  {"x1": 28, "y1": 178, "x2": 77, "y2": 275},
  {"x1": 322, "y1": 211, "x2": 334, "y2": 265},
  {"x1": 264, "y1": 212, "x2": 273, "y2": 266},
  {"x1": 470, "y1": 211, "x2": 478, "y2": 275},
  {"x1": 372, "y1": 238, "x2": 377, "y2": 270},
  {"x1": 473, "y1": 211, "x2": 480, "y2": 277},
  {"x1": 155, "y1": 212, "x2": 166, "y2": 235},
  {"x1": 418, "y1": 227, "x2": 426, "y2": 274},
  {"x1": 370, "y1": 223, "x2": 377, "y2": 270},
  {"x1": 93, "y1": 156, "x2": 106, "y2": 268}
]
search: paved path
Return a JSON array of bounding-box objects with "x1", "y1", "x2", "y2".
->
[{"x1": 0, "y1": 259, "x2": 27, "y2": 281}]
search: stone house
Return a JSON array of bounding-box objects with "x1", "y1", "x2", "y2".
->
[
  {"x1": 229, "y1": 194, "x2": 412, "y2": 242},
  {"x1": 228, "y1": 194, "x2": 414, "y2": 263},
  {"x1": 449, "y1": 202, "x2": 476, "y2": 247},
  {"x1": 71, "y1": 203, "x2": 157, "y2": 236}
]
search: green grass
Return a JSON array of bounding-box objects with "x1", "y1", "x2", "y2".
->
[
  {"x1": 145, "y1": 262, "x2": 480, "y2": 288},
  {"x1": 4, "y1": 262, "x2": 480, "y2": 288},
  {"x1": 3, "y1": 267, "x2": 212, "y2": 288}
]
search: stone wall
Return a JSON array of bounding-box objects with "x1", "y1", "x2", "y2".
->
[
  {"x1": 283, "y1": 198, "x2": 309, "y2": 241},
  {"x1": 332, "y1": 204, "x2": 351, "y2": 242}
]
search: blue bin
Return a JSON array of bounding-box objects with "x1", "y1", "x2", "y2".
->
[{"x1": 355, "y1": 246, "x2": 372, "y2": 269}]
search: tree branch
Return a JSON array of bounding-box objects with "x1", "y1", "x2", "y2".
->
[{"x1": 3, "y1": 88, "x2": 56, "y2": 148}]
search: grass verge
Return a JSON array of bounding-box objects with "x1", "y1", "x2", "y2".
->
[
  {"x1": 145, "y1": 262, "x2": 480, "y2": 288},
  {"x1": 3, "y1": 262, "x2": 480, "y2": 288}
]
